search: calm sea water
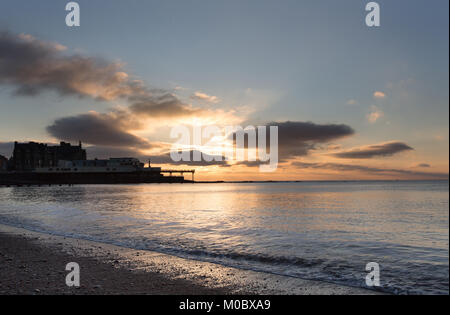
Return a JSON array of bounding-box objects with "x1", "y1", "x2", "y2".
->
[{"x1": 0, "y1": 181, "x2": 448, "y2": 294}]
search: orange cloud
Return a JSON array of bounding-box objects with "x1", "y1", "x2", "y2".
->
[
  {"x1": 367, "y1": 106, "x2": 384, "y2": 123},
  {"x1": 373, "y1": 91, "x2": 386, "y2": 99},
  {"x1": 191, "y1": 91, "x2": 220, "y2": 103}
]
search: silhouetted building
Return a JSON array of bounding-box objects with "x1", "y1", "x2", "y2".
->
[
  {"x1": 11, "y1": 141, "x2": 86, "y2": 171},
  {"x1": 0, "y1": 155, "x2": 7, "y2": 172}
]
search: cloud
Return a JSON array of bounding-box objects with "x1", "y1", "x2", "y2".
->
[
  {"x1": 275, "y1": 121, "x2": 355, "y2": 159},
  {"x1": 415, "y1": 163, "x2": 431, "y2": 168},
  {"x1": 0, "y1": 31, "x2": 143, "y2": 100},
  {"x1": 367, "y1": 105, "x2": 384, "y2": 123},
  {"x1": 327, "y1": 144, "x2": 342, "y2": 151},
  {"x1": 346, "y1": 99, "x2": 358, "y2": 105},
  {"x1": 292, "y1": 161, "x2": 448, "y2": 179},
  {"x1": 46, "y1": 112, "x2": 153, "y2": 148},
  {"x1": 234, "y1": 121, "x2": 355, "y2": 161},
  {"x1": 191, "y1": 91, "x2": 220, "y2": 103},
  {"x1": 233, "y1": 160, "x2": 272, "y2": 168},
  {"x1": 332, "y1": 141, "x2": 413, "y2": 159},
  {"x1": 0, "y1": 31, "x2": 208, "y2": 120},
  {"x1": 129, "y1": 93, "x2": 205, "y2": 118},
  {"x1": 17, "y1": 33, "x2": 67, "y2": 52},
  {"x1": 373, "y1": 91, "x2": 386, "y2": 99}
]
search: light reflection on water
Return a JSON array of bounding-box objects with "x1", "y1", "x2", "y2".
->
[{"x1": 0, "y1": 181, "x2": 448, "y2": 294}]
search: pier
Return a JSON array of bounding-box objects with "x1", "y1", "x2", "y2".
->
[
  {"x1": 0, "y1": 142, "x2": 197, "y2": 185},
  {"x1": 161, "y1": 169, "x2": 195, "y2": 181}
]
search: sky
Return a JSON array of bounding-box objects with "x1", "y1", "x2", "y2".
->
[{"x1": 0, "y1": 0, "x2": 448, "y2": 180}]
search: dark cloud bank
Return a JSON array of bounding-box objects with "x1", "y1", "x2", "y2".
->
[
  {"x1": 332, "y1": 141, "x2": 413, "y2": 159},
  {"x1": 46, "y1": 112, "x2": 152, "y2": 149},
  {"x1": 0, "y1": 31, "x2": 134, "y2": 100},
  {"x1": 292, "y1": 162, "x2": 448, "y2": 179},
  {"x1": 274, "y1": 121, "x2": 354, "y2": 159},
  {"x1": 234, "y1": 121, "x2": 355, "y2": 161}
]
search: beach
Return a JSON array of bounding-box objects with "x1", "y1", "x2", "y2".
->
[{"x1": 0, "y1": 224, "x2": 377, "y2": 295}]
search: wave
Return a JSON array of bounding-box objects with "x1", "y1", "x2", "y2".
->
[{"x1": 3, "y1": 218, "x2": 448, "y2": 295}]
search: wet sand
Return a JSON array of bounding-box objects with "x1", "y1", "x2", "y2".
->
[{"x1": 0, "y1": 224, "x2": 379, "y2": 295}]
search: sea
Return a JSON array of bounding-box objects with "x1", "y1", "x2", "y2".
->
[{"x1": 0, "y1": 180, "x2": 448, "y2": 294}]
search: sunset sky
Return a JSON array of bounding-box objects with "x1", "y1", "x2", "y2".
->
[{"x1": 0, "y1": 0, "x2": 448, "y2": 180}]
